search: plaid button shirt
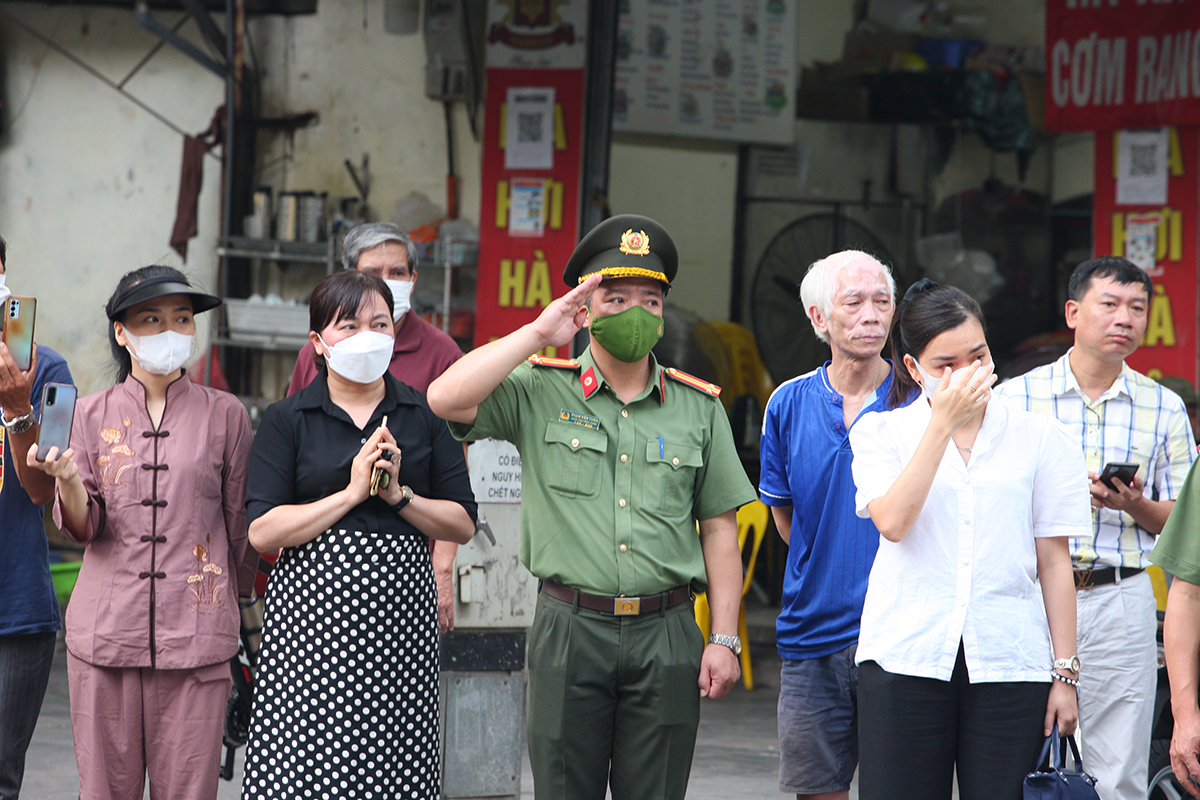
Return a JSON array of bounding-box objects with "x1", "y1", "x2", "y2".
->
[{"x1": 997, "y1": 350, "x2": 1196, "y2": 570}]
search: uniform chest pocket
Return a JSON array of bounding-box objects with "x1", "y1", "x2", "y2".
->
[
  {"x1": 644, "y1": 440, "x2": 703, "y2": 516},
  {"x1": 543, "y1": 423, "x2": 608, "y2": 499}
]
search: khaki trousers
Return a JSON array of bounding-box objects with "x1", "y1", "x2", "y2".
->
[
  {"x1": 526, "y1": 591, "x2": 705, "y2": 800},
  {"x1": 1075, "y1": 570, "x2": 1157, "y2": 800},
  {"x1": 67, "y1": 651, "x2": 230, "y2": 800}
]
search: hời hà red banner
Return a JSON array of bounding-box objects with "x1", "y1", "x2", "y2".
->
[
  {"x1": 473, "y1": 0, "x2": 588, "y2": 354},
  {"x1": 1093, "y1": 126, "x2": 1199, "y2": 387},
  {"x1": 1046, "y1": 0, "x2": 1200, "y2": 133},
  {"x1": 474, "y1": 69, "x2": 584, "y2": 353}
]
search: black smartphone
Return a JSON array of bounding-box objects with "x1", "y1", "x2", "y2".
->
[
  {"x1": 1100, "y1": 461, "x2": 1139, "y2": 491},
  {"x1": 36, "y1": 382, "x2": 76, "y2": 461}
]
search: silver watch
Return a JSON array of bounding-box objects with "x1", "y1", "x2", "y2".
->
[
  {"x1": 1053, "y1": 655, "x2": 1081, "y2": 673},
  {"x1": 709, "y1": 633, "x2": 742, "y2": 656},
  {"x1": 1, "y1": 410, "x2": 34, "y2": 435}
]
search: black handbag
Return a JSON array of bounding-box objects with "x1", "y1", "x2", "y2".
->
[{"x1": 1023, "y1": 724, "x2": 1100, "y2": 800}]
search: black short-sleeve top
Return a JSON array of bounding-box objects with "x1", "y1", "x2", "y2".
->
[{"x1": 247, "y1": 372, "x2": 477, "y2": 535}]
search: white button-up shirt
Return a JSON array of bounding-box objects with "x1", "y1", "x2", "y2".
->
[
  {"x1": 849, "y1": 396, "x2": 1092, "y2": 683},
  {"x1": 997, "y1": 350, "x2": 1196, "y2": 570}
]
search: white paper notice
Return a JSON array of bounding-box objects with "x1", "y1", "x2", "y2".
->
[
  {"x1": 505, "y1": 87, "x2": 555, "y2": 170},
  {"x1": 509, "y1": 178, "x2": 547, "y2": 237},
  {"x1": 1125, "y1": 213, "x2": 1161, "y2": 274},
  {"x1": 1117, "y1": 129, "x2": 1169, "y2": 206},
  {"x1": 613, "y1": 0, "x2": 797, "y2": 145},
  {"x1": 468, "y1": 439, "x2": 523, "y2": 503}
]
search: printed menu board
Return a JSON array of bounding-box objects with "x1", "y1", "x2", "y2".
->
[{"x1": 614, "y1": 0, "x2": 796, "y2": 145}]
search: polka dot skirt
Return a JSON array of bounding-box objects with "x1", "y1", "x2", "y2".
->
[{"x1": 242, "y1": 529, "x2": 440, "y2": 799}]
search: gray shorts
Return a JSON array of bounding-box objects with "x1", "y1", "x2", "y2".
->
[{"x1": 777, "y1": 643, "x2": 858, "y2": 794}]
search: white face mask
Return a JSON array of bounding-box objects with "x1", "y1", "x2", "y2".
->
[
  {"x1": 384, "y1": 279, "x2": 414, "y2": 322},
  {"x1": 913, "y1": 359, "x2": 994, "y2": 402},
  {"x1": 318, "y1": 331, "x2": 393, "y2": 384},
  {"x1": 0, "y1": 273, "x2": 10, "y2": 305},
  {"x1": 124, "y1": 330, "x2": 194, "y2": 376}
]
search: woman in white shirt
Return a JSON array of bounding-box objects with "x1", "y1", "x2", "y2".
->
[{"x1": 849, "y1": 280, "x2": 1088, "y2": 800}]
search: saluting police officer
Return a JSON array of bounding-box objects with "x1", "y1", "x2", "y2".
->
[{"x1": 428, "y1": 214, "x2": 756, "y2": 800}]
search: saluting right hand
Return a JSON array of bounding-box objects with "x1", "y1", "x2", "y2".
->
[
  {"x1": 928, "y1": 360, "x2": 996, "y2": 432},
  {"x1": 530, "y1": 273, "x2": 603, "y2": 349}
]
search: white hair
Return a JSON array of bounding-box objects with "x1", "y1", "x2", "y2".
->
[
  {"x1": 799, "y1": 250, "x2": 895, "y2": 343},
  {"x1": 342, "y1": 222, "x2": 419, "y2": 271}
]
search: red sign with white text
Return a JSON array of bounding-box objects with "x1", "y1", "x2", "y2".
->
[
  {"x1": 1046, "y1": 0, "x2": 1200, "y2": 133},
  {"x1": 474, "y1": 68, "x2": 584, "y2": 353},
  {"x1": 1093, "y1": 126, "x2": 1199, "y2": 386}
]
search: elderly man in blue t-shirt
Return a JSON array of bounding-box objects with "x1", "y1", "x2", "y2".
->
[
  {"x1": 759, "y1": 250, "x2": 897, "y2": 800},
  {"x1": 0, "y1": 236, "x2": 75, "y2": 800}
]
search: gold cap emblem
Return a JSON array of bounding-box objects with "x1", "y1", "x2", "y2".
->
[{"x1": 619, "y1": 229, "x2": 651, "y2": 256}]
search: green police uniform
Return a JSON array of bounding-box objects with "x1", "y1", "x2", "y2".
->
[
  {"x1": 449, "y1": 350, "x2": 755, "y2": 799},
  {"x1": 1152, "y1": 460, "x2": 1200, "y2": 584},
  {"x1": 448, "y1": 213, "x2": 756, "y2": 799}
]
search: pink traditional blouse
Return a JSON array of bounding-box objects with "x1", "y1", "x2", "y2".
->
[{"x1": 55, "y1": 374, "x2": 255, "y2": 670}]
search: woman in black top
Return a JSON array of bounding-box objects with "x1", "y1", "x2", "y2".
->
[{"x1": 241, "y1": 270, "x2": 476, "y2": 800}]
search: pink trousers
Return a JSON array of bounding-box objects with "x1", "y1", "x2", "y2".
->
[{"x1": 67, "y1": 652, "x2": 230, "y2": 800}]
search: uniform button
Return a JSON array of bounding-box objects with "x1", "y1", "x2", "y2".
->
[
  {"x1": 361, "y1": 438, "x2": 367, "y2": 444},
  {"x1": 619, "y1": 498, "x2": 627, "y2": 508},
  {"x1": 672, "y1": 457, "x2": 679, "y2": 466},
  {"x1": 620, "y1": 544, "x2": 628, "y2": 552},
  {"x1": 621, "y1": 409, "x2": 628, "y2": 418},
  {"x1": 620, "y1": 454, "x2": 628, "y2": 462},
  {"x1": 571, "y1": 438, "x2": 580, "y2": 448}
]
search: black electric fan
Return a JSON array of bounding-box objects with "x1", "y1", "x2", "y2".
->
[{"x1": 749, "y1": 213, "x2": 894, "y2": 384}]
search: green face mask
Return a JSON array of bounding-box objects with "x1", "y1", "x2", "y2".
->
[{"x1": 589, "y1": 305, "x2": 665, "y2": 363}]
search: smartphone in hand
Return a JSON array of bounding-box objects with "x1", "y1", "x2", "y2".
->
[
  {"x1": 2, "y1": 296, "x2": 36, "y2": 371},
  {"x1": 1099, "y1": 461, "x2": 1139, "y2": 491},
  {"x1": 36, "y1": 382, "x2": 76, "y2": 461}
]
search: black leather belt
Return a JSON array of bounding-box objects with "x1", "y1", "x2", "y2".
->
[
  {"x1": 540, "y1": 578, "x2": 691, "y2": 616},
  {"x1": 1074, "y1": 566, "x2": 1144, "y2": 590}
]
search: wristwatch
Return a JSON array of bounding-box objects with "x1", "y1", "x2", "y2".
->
[
  {"x1": 709, "y1": 633, "x2": 742, "y2": 656},
  {"x1": 394, "y1": 485, "x2": 414, "y2": 511},
  {"x1": 1054, "y1": 655, "x2": 1081, "y2": 673},
  {"x1": 1, "y1": 409, "x2": 34, "y2": 435}
]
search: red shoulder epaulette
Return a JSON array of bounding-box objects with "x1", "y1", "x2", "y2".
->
[
  {"x1": 527, "y1": 355, "x2": 580, "y2": 369},
  {"x1": 664, "y1": 367, "x2": 721, "y2": 398}
]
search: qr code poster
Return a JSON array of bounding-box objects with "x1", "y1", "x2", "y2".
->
[
  {"x1": 1124, "y1": 213, "x2": 1162, "y2": 275},
  {"x1": 1117, "y1": 129, "x2": 1169, "y2": 206},
  {"x1": 505, "y1": 87, "x2": 555, "y2": 170}
]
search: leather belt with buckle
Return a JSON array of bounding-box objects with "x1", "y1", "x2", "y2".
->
[
  {"x1": 1073, "y1": 566, "x2": 1144, "y2": 590},
  {"x1": 540, "y1": 578, "x2": 691, "y2": 616}
]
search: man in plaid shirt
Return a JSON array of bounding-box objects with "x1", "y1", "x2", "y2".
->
[{"x1": 999, "y1": 255, "x2": 1196, "y2": 800}]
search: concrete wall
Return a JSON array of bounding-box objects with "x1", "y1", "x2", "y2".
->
[
  {"x1": 0, "y1": 0, "x2": 477, "y2": 396},
  {"x1": 0, "y1": 3, "x2": 226, "y2": 393}
]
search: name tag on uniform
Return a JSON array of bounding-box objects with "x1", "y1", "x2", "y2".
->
[{"x1": 559, "y1": 409, "x2": 600, "y2": 430}]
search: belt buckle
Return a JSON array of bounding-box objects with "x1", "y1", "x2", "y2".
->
[
  {"x1": 1075, "y1": 568, "x2": 1095, "y2": 590},
  {"x1": 614, "y1": 596, "x2": 641, "y2": 615}
]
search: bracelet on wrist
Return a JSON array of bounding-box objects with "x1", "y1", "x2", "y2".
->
[{"x1": 1050, "y1": 670, "x2": 1080, "y2": 688}]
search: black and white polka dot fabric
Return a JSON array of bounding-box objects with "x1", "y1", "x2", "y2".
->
[{"x1": 242, "y1": 529, "x2": 440, "y2": 799}]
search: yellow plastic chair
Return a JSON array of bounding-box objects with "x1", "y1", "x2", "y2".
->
[
  {"x1": 694, "y1": 500, "x2": 771, "y2": 689},
  {"x1": 692, "y1": 320, "x2": 776, "y2": 415},
  {"x1": 1148, "y1": 564, "x2": 1170, "y2": 613}
]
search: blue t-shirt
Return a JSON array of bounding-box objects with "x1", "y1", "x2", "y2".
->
[
  {"x1": 0, "y1": 346, "x2": 73, "y2": 637},
  {"x1": 759, "y1": 362, "x2": 894, "y2": 661}
]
